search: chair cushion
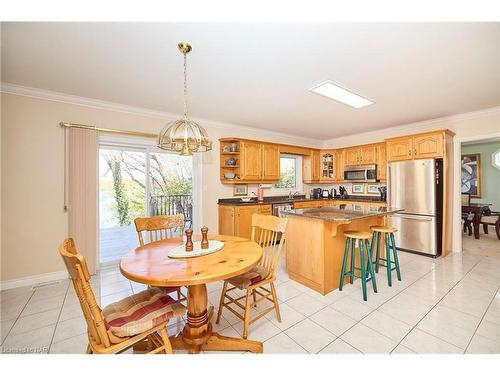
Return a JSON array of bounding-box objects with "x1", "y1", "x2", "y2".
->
[
  {"x1": 103, "y1": 287, "x2": 186, "y2": 337},
  {"x1": 227, "y1": 265, "x2": 270, "y2": 289}
]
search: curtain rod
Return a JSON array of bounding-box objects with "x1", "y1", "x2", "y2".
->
[{"x1": 59, "y1": 122, "x2": 157, "y2": 139}]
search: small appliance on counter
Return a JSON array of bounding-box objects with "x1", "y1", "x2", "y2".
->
[
  {"x1": 312, "y1": 188, "x2": 322, "y2": 199},
  {"x1": 321, "y1": 189, "x2": 331, "y2": 198},
  {"x1": 378, "y1": 186, "x2": 387, "y2": 202},
  {"x1": 337, "y1": 186, "x2": 349, "y2": 199}
]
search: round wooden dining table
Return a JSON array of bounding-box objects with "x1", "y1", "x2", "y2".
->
[{"x1": 120, "y1": 234, "x2": 263, "y2": 354}]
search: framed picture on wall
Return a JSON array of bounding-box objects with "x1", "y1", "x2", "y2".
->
[
  {"x1": 351, "y1": 184, "x2": 365, "y2": 195},
  {"x1": 233, "y1": 184, "x2": 248, "y2": 196},
  {"x1": 366, "y1": 183, "x2": 379, "y2": 195},
  {"x1": 461, "y1": 154, "x2": 481, "y2": 198}
]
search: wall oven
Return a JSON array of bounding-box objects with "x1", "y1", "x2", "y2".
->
[{"x1": 344, "y1": 164, "x2": 377, "y2": 182}]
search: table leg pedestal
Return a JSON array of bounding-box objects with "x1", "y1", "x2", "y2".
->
[{"x1": 170, "y1": 284, "x2": 263, "y2": 354}]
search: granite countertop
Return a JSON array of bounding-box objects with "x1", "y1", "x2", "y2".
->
[
  {"x1": 284, "y1": 205, "x2": 403, "y2": 222},
  {"x1": 217, "y1": 195, "x2": 386, "y2": 206}
]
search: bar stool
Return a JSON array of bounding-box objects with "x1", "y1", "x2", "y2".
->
[
  {"x1": 339, "y1": 231, "x2": 378, "y2": 301},
  {"x1": 370, "y1": 226, "x2": 401, "y2": 287}
]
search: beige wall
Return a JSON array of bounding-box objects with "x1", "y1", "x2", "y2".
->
[{"x1": 0, "y1": 92, "x2": 319, "y2": 282}]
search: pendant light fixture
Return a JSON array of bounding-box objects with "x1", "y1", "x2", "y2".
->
[{"x1": 158, "y1": 42, "x2": 212, "y2": 156}]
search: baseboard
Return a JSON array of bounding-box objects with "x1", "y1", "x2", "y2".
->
[{"x1": 0, "y1": 270, "x2": 69, "y2": 291}]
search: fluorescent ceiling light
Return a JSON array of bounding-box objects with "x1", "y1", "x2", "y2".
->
[{"x1": 309, "y1": 81, "x2": 374, "y2": 108}]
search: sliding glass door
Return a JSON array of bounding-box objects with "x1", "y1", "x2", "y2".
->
[{"x1": 98, "y1": 141, "x2": 193, "y2": 265}]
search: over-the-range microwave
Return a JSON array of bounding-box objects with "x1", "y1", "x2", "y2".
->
[{"x1": 344, "y1": 164, "x2": 377, "y2": 182}]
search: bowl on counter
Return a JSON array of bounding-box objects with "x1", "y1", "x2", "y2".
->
[
  {"x1": 224, "y1": 172, "x2": 235, "y2": 179},
  {"x1": 240, "y1": 197, "x2": 253, "y2": 203}
]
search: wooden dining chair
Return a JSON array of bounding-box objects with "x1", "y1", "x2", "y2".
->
[
  {"x1": 134, "y1": 214, "x2": 185, "y2": 245},
  {"x1": 59, "y1": 238, "x2": 186, "y2": 354},
  {"x1": 216, "y1": 213, "x2": 287, "y2": 339},
  {"x1": 134, "y1": 214, "x2": 186, "y2": 301},
  {"x1": 480, "y1": 209, "x2": 500, "y2": 240}
]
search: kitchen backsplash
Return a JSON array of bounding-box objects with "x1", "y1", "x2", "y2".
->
[{"x1": 240, "y1": 182, "x2": 387, "y2": 198}]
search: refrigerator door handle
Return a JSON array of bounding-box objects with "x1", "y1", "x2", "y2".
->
[{"x1": 395, "y1": 214, "x2": 433, "y2": 222}]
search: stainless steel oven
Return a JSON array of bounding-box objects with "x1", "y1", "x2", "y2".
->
[
  {"x1": 344, "y1": 164, "x2": 377, "y2": 182},
  {"x1": 272, "y1": 203, "x2": 294, "y2": 242},
  {"x1": 272, "y1": 203, "x2": 294, "y2": 218}
]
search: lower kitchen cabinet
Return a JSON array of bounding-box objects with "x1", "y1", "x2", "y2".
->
[
  {"x1": 218, "y1": 204, "x2": 272, "y2": 240},
  {"x1": 293, "y1": 201, "x2": 323, "y2": 209}
]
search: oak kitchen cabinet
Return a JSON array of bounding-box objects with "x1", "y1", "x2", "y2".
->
[
  {"x1": 320, "y1": 150, "x2": 337, "y2": 181},
  {"x1": 375, "y1": 142, "x2": 387, "y2": 181},
  {"x1": 293, "y1": 200, "x2": 322, "y2": 209},
  {"x1": 344, "y1": 144, "x2": 376, "y2": 166},
  {"x1": 218, "y1": 204, "x2": 272, "y2": 240},
  {"x1": 302, "y1": 150, "x2": 321, "y2": 183},
  {"x1": 261, "y1": 143, "x2": 280, "y2": 181},
  {"x1": 303, "y1": 150, "x2": 342, "y2": 183},
  {"x1": 386, "y1": 130, "x2": 450, "y2": 162},
  {"x1": 220, "y1": 138, "x2": 280, "y2": 183}
]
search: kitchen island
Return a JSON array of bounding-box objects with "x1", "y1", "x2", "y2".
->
[{"x1": 284, "y1": 204, "x2": 403, "y2": 295}]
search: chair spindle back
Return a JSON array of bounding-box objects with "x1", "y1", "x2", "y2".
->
[
  {"x1": 134, "y1": 214, "x2": 184, "y2": 246},
  {"x1": 251, "y1": 213, "x2": 287, "y2": 276}
]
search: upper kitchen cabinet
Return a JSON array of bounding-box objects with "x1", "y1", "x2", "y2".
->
[
  {"x1": 386, "y1": 137, "x2": 413, "y2": 161},
  {"x1": 413, "y1": 133, "x2": 444, "y2": 159},
  {"x1": 386, "y1": 130, "x2": 454, "y2": 162},
  {"x1": 375, "y1": 142, "x2": 387, "y2": 181},
  {"x1": 303, "y1": 150, "x2": 321, "y2": 183},
  {"x1": 240, "y1": 140, "x2": 262, "y2": 180},
  {"x1": 261, "y1": 143, "x2": 280, "y2": 181},
  {"x1": 360, "y1": 145, "x2": 376, "y2": 164},
  {"x1": 344, "y1": 145, "x2": 376, "y2": 165},
  {"x1": 320, "y1": 150, "x2": 336, "y2": 181},
  {"x1": 336, "y1": 149, "x2": 345, "y2": 182},
  {"x1": 345, "y1": 148, "x2": 359, "y2": 165},
  {"x1": 219, "y1": 138, "x2": 279, "y2": 183}
]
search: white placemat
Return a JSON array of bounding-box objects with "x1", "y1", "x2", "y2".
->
[{"x1": 168, "y1": 240, "x2": 225, "y2": 259}]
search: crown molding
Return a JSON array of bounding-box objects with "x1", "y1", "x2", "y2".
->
[
  {"x1": 323, "y1": 106, "x2": 500, "y2": 148},
  {"x1": 0, "y1": 82, "x2": 321, "y2": 147}
]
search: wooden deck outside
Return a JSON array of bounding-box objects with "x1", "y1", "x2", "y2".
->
[{"x1": 99, "y1": 225, "x2": 139, "y2": 264}]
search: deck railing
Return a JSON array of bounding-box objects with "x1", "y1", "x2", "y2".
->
[{"x1": 149, "y1": 194, "x2": 193, "y2": 228}]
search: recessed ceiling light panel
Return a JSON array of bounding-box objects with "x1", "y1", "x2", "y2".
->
[{"x1": 309, "y1": 80, "x2": 374, "y2": 108}]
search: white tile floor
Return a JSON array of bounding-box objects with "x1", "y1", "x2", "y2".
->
[{"x1": 1, "y1": 232, "x2": 499, "y2": 354}]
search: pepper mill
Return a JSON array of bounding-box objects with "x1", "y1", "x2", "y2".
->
[
  {"x1": 185, "y1": 228, "x2": 194, "y2": 252},
  {"x1": 201, "y1": 226, "x2": 209, "y2": 249}
]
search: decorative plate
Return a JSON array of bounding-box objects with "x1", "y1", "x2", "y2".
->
[{"x1": 168, "y1": 240, "x2": 225, "y2": 259}]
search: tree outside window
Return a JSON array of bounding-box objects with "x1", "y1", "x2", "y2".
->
[{"x1": 275, "y1": 156, "x2": 297, "y2": 189}]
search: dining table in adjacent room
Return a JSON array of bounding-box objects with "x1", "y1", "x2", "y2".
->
[
  {"x1": 462, "y1": 202, "x2": 492, "y2": 239},
  {"x1": 120, "y1": 234, "x2": 264, "y2": 354}
]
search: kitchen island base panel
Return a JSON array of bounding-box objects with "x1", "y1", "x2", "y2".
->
[{"x1": 285, "y1": 214, "x2": 387, "y2": 296}]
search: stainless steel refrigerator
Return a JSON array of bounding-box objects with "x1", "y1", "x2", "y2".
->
[{"x1": 387, "y1": 159, "x2": 443, "y2": 257}]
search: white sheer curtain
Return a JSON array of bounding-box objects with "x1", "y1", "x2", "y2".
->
[{"x1": 67, "y1": 127, "x2": 98, "y2": 274}]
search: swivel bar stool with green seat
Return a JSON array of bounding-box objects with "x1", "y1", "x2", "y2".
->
[
  {"x1": 370, "y1": 225, "x2": 401, "y2": 286},
  {"x1": 338, "y1": 230, "x2": 378, "y2": 301}
]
